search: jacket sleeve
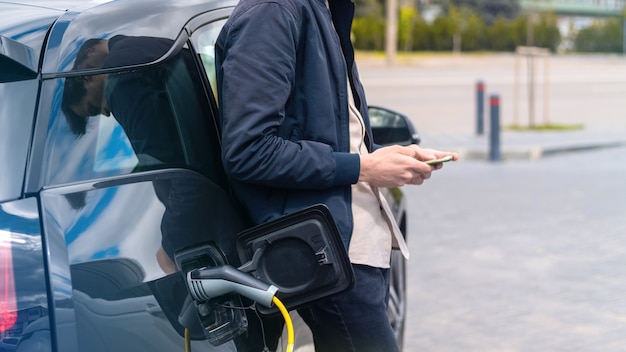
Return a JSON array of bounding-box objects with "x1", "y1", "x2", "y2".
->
[{"x1": 217, "y1": 1, "x2": 360, "y2": 190}]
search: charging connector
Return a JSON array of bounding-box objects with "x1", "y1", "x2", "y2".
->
[{"x1": 187, "y1": 265, "x2": 278, "y2": 308}]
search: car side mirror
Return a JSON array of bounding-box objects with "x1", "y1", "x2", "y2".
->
[{"x1": 368, "y1": 105, "x2": 420, "y2": 146}]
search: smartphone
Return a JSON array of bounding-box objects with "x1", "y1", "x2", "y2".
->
[{"x1": 424, "y1": 155, "x2": 454, "y2": 165}]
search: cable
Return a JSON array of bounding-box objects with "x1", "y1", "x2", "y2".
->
[
  {"x1": 252, "y1": 306, "x2": 270, "y2": 350},
  {"x1": 272, "y1": 296, "x2": 294, "y2": 352},
  {"x1": 184, "y1": 327, "x2": 191, "y2": 352}
]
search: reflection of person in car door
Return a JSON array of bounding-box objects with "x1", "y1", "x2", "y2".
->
[
  {"x1": 62, "y1": 36, "x2": 186, "y2": 166},
  {"x1": 62, "y1": 36, "x2": 276, "y2": 351},
  {"x1": 62, "y1": 36, "x2": 246, "y2": 272},
  {"x1": 61, "y1": 37, "x2": 192, "y2": 274},
  {"x1": 61, "y1": 37, "x2": 274, "y2": 352},
  {"x1": 62, "y1": 36, "x2": 249, "y2": 271}
]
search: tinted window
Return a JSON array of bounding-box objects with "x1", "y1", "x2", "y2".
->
[
  {"x1": 191, "y1": 19, "x2": 227, "y2": 101},
  {"x1": 43, "y1": 39, "x2": 225, "y2": 187},
  {"x1": 368, "y1": 106, "x2": 415, "y2": 146}
]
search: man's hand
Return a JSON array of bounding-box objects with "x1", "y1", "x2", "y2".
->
[{"x1": 359, "y1": 145, "x2": 458, "y2": 187}]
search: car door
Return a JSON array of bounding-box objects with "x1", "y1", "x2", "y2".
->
[
  {"x1": 0, "y1": 56, "x2": 52, "y2": 352},
  {"x1": 26, "y1": 9, "x2": 257, "y2": 352}
]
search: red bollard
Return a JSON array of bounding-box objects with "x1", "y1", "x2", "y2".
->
[
  {"x1": 476, "y1": 81, "x2": 485, "y2": 135},
  {"x1": 489, "y1": 94, "x2": 501, "y2": 162}
]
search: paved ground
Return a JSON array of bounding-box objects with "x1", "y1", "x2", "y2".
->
[{"x1": 402, "y1": 146, "x2": 626, "y2": 352}]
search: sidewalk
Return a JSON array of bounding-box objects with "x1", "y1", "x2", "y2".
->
[{"x1": 420, "y1": 129, "x2": 626, "y2": 161}]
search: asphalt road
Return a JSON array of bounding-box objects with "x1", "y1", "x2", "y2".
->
[
  {"x1": 356, "y1": 53, "x2": 626, "y2": 352},
  {"x1": 402, "y1": 146, "x2": 626, "y2": 352}
]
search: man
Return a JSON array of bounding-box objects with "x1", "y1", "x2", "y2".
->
[{"x1": 215, "y1": 0, "x2": 458, "y2": 350}]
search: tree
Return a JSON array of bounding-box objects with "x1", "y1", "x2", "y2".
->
[
  {"x1": 462, "y1": 12, "x2": 488, "y2": 51},
  {"x1": 487, "y1": 16, "x2": 517, "y2": 51},
  {"x1": 353, "y1": 0, "x2": 386, "y2": 50},
  {"x1": 430, "y1": 16, "x2": 455, "y2": 51},
  {"x1": 447, "y1": 5, "x2": 472, "y2": 52},
  {"x1": 533, "y1": 12, "x2": 561, "y2": 51},
  {"x1": 575, "y1": 18, "x2": 624, "y2": 53},
  {"x1": 353, "y1": 14, "x2": 386, "y2": 50},
  {"x1": 398, "y1": 6, "x2": 419, "y2": 51},
  {"x1": 444, "y1": 0, "x2": 520, "y2": 24},
  {"x1": 354, "y1": 0, "x2": 383, "y2": 18},
  {"x1": 410, "y1": 19, "x2": 432, "y2": 51}
]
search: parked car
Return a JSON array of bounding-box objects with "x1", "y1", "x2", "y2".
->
[{"x1": 0, "y1": 1, "x2": 418, "y2": 351}]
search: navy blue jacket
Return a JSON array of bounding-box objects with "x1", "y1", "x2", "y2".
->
[{"x1": 215, "y1": 0, "x2": 373, "y2": 248}]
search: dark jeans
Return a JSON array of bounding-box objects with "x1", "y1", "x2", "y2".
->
[{"x1": 297, "y1": 264, "x2": 400, "y2": 352}]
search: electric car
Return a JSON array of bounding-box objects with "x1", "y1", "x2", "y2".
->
[{"x1": 0, "y1": 1, "x2": 417, "y2": 351}]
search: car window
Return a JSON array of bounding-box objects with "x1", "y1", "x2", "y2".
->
[
  {"x1": 43, "y1": 40, "x2": 226, "y2": 188},
  {"x1": 191, "y1": 19, "x2": 226, "y2": 102}
]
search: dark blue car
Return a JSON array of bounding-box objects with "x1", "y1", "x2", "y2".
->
[{"x1": 0, "y1": 1, "x2": 416, "y2": 351}]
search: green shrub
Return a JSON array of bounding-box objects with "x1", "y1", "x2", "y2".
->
[
  {"x1": 533, "y1": 12, "x2": 561, "y2": 51},
  {"x1": 430, "y1": 16, "x2": 455, "y2": 51},
  {"x1": 351, "y1": 4, "x2": 563, "y2": 52},
  {"x1": 411, "y1": 19, "x2": 432, "y2": 51},
  {"x1": 574, "y1": 18, "x2": 623, "y2": 53},
  {"x1": 487, "y1": 17, "x2": 517, "y2": 51},
  {"x1": 461, "y1": 13, "x2": 488, "y2": 51},
  {"x1": 398, "y1": 7, "x2": 417, "y2": 51},
  {"x1": 353, "y1": 15, "x2": 385, "y2": 50}
]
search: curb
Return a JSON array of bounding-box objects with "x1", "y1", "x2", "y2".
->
[{"x1": 449, "y1": 140, "x2": 626, "y2": 161}]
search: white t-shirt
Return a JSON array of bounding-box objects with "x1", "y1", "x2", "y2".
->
[{"x1": 346, "y1": 81, "x2": 409, "y2": 268}]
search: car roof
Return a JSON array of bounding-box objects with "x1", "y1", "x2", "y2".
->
[
  {"x1": 0, "y1": 1, "x2": 77, "y2": 77},
  {"x1": 0, "y1": 0, "x2": 237, "y2": 78}
]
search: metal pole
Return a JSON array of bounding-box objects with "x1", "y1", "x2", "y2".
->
[
  {"x1": 514, "y1": 49, "x2": 520, "y2": 127},
  {"x1": 527, "y1": 53, "x2": 535, "y2": 127},
  {"x1": 489, "y1": 94, "x2": 501, "y2": 162},
  {"x1": 543, "y1": 52, "x2": 550, "y2": 126},
  {"x1": 385, "y1": 0, "x2": 397, "y2": 65},
  {"x1": 526, "y1": 12, "x2": 534, "y2": 48},
  {"x1": 476, "y1": 80, "x2": 485, "y2": 135}
]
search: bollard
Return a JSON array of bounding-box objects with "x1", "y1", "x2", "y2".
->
[
  {"x1": 489, "y1": 94, "x2": 501, "y2": 162},
  {"x1": 476, "y1": 81, "x2": 484, "y2": 135}
]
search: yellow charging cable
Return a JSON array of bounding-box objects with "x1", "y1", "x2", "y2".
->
[
  {"x1": 184, "y1": 328, "x2": 191, "y2": 352},
  {"x1": 273, "y1": 295, "x2": 294, "y2": 352}
]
